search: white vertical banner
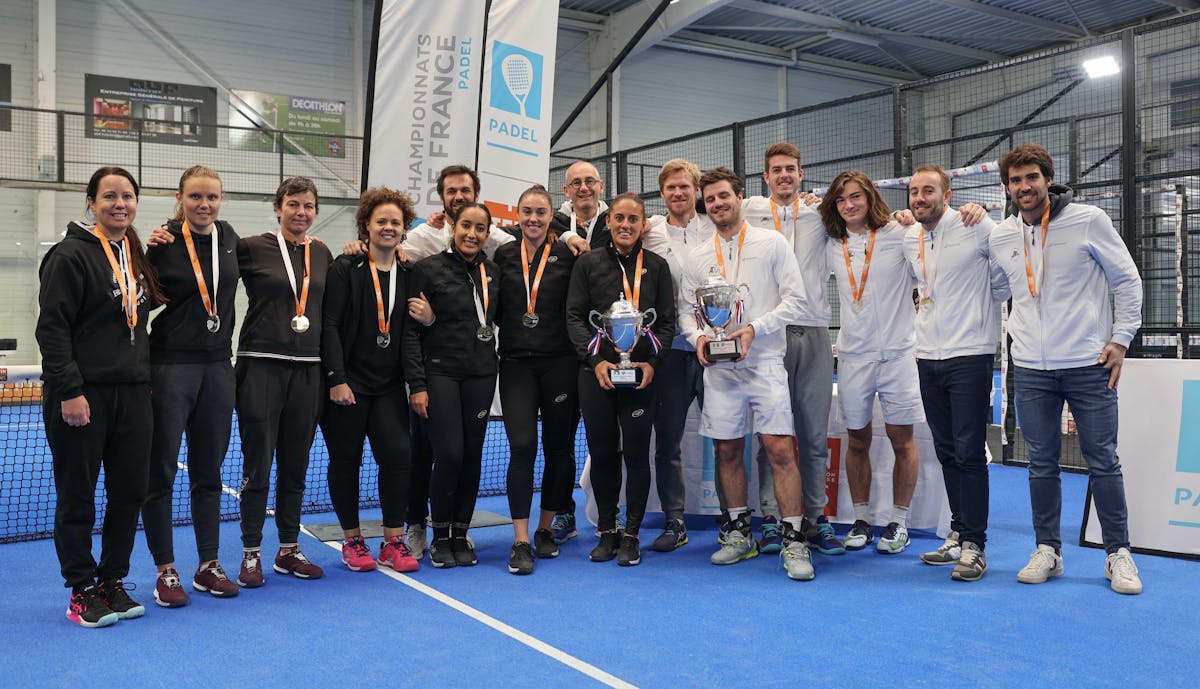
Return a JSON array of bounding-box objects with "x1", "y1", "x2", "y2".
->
[
  {"x1": 475, "y1": 0, "x2": 560, "y2": 227},
  {"x1": 366, "y1": 0, "x2": 487, "y2": 218}
]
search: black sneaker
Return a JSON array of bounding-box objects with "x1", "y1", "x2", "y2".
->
[
  {"x1": 508, "y1": 542, "x2": 535, "y2": 575},
  {"x1": 452, "y1": 536, "x2": 478, "y2": 567},
  {"x1": 533, "y1": 528, "x2": 559, "y2": 559},
  {"x1": 590, "y1": 531, "x2": 620, "y2": 562},
  {"x1": 66, "y1": 585, "x2": 119, "y2": 628},
  {"x1": 98, "y1": 580, "x2": 145, "y2": 620},
  {"x1": 617, "y1": 535, "x2": 641, "y2": 566},
  {"x1": 650, "y1": 518, "x2": 688, "y2": 552},
  {"x1": 430, "y1": 538, "x2": 457, "y2": 568}
]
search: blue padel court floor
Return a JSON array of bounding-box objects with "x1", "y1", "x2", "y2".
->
[{"x1": 0, "y1": 464, "x2": 1196, "y2": 689}]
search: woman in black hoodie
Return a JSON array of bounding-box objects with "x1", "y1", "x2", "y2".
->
[
  {"x1": 36, "y1": 166, "x2": 164, "y2": 627},
  {"x1": 140, "y1": 166, "x2": 241, "y2": 608},
  {"x1": 405, "y1": 202, "x2": 500, "y2": 568}
]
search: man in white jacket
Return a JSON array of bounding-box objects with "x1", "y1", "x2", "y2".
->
[
  {"x1": 678, "y1": 167, "x2": 814, "y2": 580},
  {"x1": 990, "y1": 143, "x2": 1143, "y2": 595},
  {"x1": 741, "y1": 142, "x2": 843, "y2": 557},
  {"x1": 402, "y1": 165, "x2": 515, "y2": 262},
  {"x1": 641, "y1": 159, "x2": 715, "y2": 552},
  {"x1": 899, "y1": 164, "x2": 999, "y2": 581}
]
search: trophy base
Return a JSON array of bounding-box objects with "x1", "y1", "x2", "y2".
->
[
  {"x1": 609, "y1": 367, "x2": 642, "y2": 387},
  {"x1": 704, "y1": 338, "x2": 742, "y2": 362}
]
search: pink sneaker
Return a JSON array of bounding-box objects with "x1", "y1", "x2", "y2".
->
[
  {"x1": 341, "y1": 536, "x2": 378, "y2": 572},
  {"x1": 379, "y1": 536, "x2": 419, "y2": 572}
]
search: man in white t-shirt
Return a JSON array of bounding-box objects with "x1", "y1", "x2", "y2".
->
[
  {"x1": 402, "y1": 165, "x2": 515, "y2": 262},
  {"x1": 678, "y1": 167, "x2": 815, "y2": 581},
  {"x1": 641, "y1": 159, "x2": 715, "y2": 552},
  {"x1": 990, "y1": 144, "x2": 1143, "y2": 595}
]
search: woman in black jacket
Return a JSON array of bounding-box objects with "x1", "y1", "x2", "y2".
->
[
  {"x1": 494, "y1": 186, "x2": 578, "y2": 575},
  {"x1": 141, "y1": 166, "x2": 241, "y2": 608},
  {"x1": 320, "y1": 187, "x2": 430, "y2": 574},
  {"x1": 405, "y1": 202, "x2": 500, "y2": 568},
  {"x1": 36, "y1": 166, "x2": 164, "y2": 627},
  {"x1": 565, "y1": 193, "x2": 675, "y2": 567}
]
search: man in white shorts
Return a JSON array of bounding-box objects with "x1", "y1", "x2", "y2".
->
[
  {"x1": 817, "y1": 170, "x2": 923, "y2": 555},
  {"x1": 678, "y1": 167, "x2": 814, "y2": 581}
]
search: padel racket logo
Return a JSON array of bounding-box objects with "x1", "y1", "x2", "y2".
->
[{"x1": 490, "y1": 42, "x2": 543, "y2": 120}]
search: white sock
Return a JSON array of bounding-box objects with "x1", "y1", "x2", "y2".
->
[
  {"x1": 727, "y1": 507, "x2": 748, "y2": 521},
  {"x1": 783, "y1": 517, "x2": 806, "y2": 533},
  {"x1": 890, "y1": 505, "x2": 909, "y2": 529},
  {"x1": 853, "y1": 502, "x2": 870, "y2": 523},
  {"x1": 279, "y1": 542, "x2": 297, "y2": 551}
]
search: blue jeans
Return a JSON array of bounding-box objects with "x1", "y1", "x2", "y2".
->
[
  {"x1": 1014, "y1": 364, "x2": 1129, "y2": 553},
  {"x1": 917, "y1": 354, "x2": 992, "y2": 549}
]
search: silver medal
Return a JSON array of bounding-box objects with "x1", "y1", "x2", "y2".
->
[
  {"x1": 206, "y1": 315, "x2": 221, "y2": 333},
  {"x1": 522, "y1": 312, "x2": 540, "y2": 328},
  {"x1": 377, "y1": 332, "x2": 391, "y2": 348},
  {"x1": 477, "y1": 325, "x2": 494, "y2": 342},
  {"x1": 291, "y1": 315, "x2": 310, "y2": 333}
]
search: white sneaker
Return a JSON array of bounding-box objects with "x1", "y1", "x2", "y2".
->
[
  {"x1": 1105, "y1": 548, "x2": 1143, "y2": 595},
  {"x1": 1017, "y1": 544, "x2": 1064, "y2": 584},
  {"x1": 920, "y1": 531, "x2": 961, "y2": 565},
  {"x1": 876, "y1": 522, "x2": 909, "y2": 554},
  {"x1": 781, "y1": 539, "x2": 815, "y2": 581},
  {"x1": 405, "y1": 523, "x2": 428, "y2": 558}
]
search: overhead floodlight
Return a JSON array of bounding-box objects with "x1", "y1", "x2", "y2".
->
[{"x1": 1083, "y1": 56, "x2": 1120, "y2": 79}]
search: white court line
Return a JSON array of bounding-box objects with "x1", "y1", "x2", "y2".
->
[
  {"x1": 312, "y1": 537, "x2": 639, "y2": 689},
  {"x1": 209, "y1": 467, "x2": 634, "y2": 688}
]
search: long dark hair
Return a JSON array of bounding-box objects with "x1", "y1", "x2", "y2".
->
[{"x1": 85, "y1": 166, "x2": 164, "y2": 305}]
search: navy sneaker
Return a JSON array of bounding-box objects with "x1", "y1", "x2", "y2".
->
[
  {"x1": 808, "y1": 516, "x2": 846, "y2": 555},
  {"x1": 759, "y1": 516, "x2": 783, "y2": 554},
  {"x1": 551, "y1": 512, "x2": 577, "y2": 544}
]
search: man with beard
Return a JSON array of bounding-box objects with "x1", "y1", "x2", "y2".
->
[
  {"x1": 990, "y1": 144, "x2": 1143, "y2": 595},
  {"x1": 899, "y1": 164, "x2": 998, "y2": 581}
]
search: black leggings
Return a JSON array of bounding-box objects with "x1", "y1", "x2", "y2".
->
[
  {"x1": 235, "y1": 358, "x2": 322, "y2": 548},
  {"x1": 45, "y1": 383, "x2": 152, "y2": 589},
  {"x1": 426, "y1": 373, "x2": 496, "y2": 528},
  {"x1": 143, "y1": 360, "x2": 234, "y2": 566},
  {"x1": 407, "y1": 410, "x2": 433, "y2": 526},
  {"x1": 500, "y1": 355, "x2": 579, "y2": 521},
  {"x1": 320, "y1": 387, "x2": 412, "y2": 532},
  {"x1": 577, "y1": 367, "x2": 657, "y2": 535}
]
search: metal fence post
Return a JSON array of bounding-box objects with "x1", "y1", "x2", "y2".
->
[
  {"x1": 893, "y1": 85, "x2": 909, "y2": 177},
  {"x1": 55, "y1": 111, "x2": 65, "y2": 184},
  {"x1": 732, "y1": 123, "x2": 745, "y2": 180},
  {"x1": 1120, "y1": 28, "x2": 1141, "y2": 356}
]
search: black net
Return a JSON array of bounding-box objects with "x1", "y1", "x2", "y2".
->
[{"x1": 0, "y1": 370, "x2": 586, "y2": 544}]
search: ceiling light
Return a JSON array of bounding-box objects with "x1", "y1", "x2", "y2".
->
[{"x1": 1083, "y1": 56, "x2": 1119, "y2": 78}]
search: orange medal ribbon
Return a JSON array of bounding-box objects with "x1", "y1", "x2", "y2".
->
[
  {"x1": 617, "y1": 248, "x2": 645, "y2": 308},
  {"x1": 1023, "y1": 203, "x2": 1050, "y2": 299},
  {"x1": 92, "y1": 228, "x2": 138, "y2": 341},
  {"x1": 181, "y1": 220, "x2": 218, "y2": 324},
  {"x1": 769, "y1": 198, "x2": 800, "y2": 233},
  {"x1": 841, "y1": 228, "x2": 877, "y2": 308},
  {"x1": 521, "y1": 240, "x2": 552, "y2": 315},
  {"x1": 367, "y1": 252, "x2": 395, "y2": 336},
  {"x1": 713, "y1": 222, "x2": 748, "y2": 283}
]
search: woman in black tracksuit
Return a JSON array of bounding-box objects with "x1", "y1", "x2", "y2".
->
[
  {"x1": 494, "y1": 186, "x2": 579, "y2": 575},
  {"x1": 141, "y1": 166, "x2": 241, "y2": 607},
  {"x1": 565, "y1": 193, "x2": 675, "y2": 567},
  {"x1": 234, "y1": 177, "x2": 333, "y2": 586},
  {"x1": 405, "y1": 202, "x2": 500, "y2": 569},
  {"x1": 37, "y1": 166, "x2": 163, "y2": 627},
  {"x1": 320, "y1": 187, "x2": 427, "y2": 575}
]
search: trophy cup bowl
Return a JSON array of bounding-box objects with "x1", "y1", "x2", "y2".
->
[
  {"x1": 695, "y1": 276, "x2": 743, "y2": 362},
  {"x1": 589, "y1": 296, "x2": 657, "y2": 387}
]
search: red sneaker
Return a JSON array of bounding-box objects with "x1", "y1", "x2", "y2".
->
[
  {"x1": 341, "y1": 536, "x2": 378, "y2": 572},
  {"x1": 193, "y1": 561, "x2": 241, "y2": 597},
  {"x1": 154, "y1": 567, "x2": 189, "y2": 608},
  {"x1": 238, "y1": 549, "x2": 265, "y2": 588},
  {"x1": 274, "y1": 546, "x2": 324, "y2": 579},
  {"x1": 379, "y1": 536, "x2": 419, "y2": 572}
]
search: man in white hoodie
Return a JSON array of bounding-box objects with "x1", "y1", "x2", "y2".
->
[
  {"x1": 678, "y1": 167, "x2": 814, "y2": 580},
  {"x1": 900, "y1": 164, "x2": 999, "y2": 582},
  {"x1": 990, "y1": 143, "x2": 1143, "y2": 595}
]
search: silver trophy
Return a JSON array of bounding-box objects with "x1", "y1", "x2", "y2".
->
[
  {"x1": 589, "y1": 295, "x2": 657, "y2": 387},
  {"x1": 694, "y1": 274, "x2": 742, "y2": 361}
]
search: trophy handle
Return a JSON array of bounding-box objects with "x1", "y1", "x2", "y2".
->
[
  {"x1": 641, "y1": 307, "x2": 657, "y2": 330},
  {"x1": 588, "y1": 310, "x2": 604, "y2": 332}
]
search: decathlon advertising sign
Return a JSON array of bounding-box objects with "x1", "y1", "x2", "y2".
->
[
  {"x1": 365, "y1": 0, "x2": 486, "y2": 218},
  {"x1": 1084, "y1": 359, "x2": 1200, "y2": 558},
  {"x1": 476, "y1": 0, "x2": 559, "y2": 227}
]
